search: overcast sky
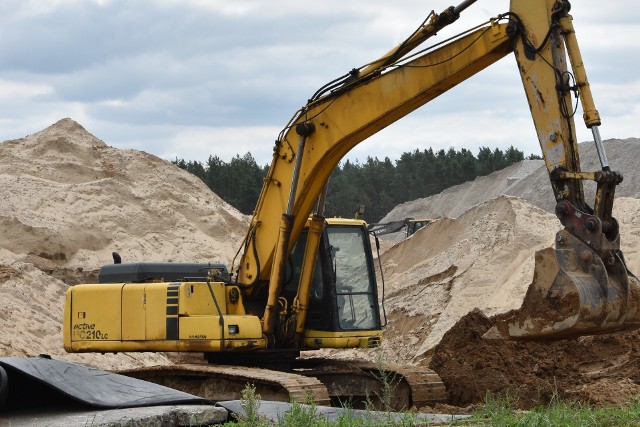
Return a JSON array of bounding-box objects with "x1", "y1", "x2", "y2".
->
[{"x1": 0, "y1": 0, "x2": 638, "y2": 166}]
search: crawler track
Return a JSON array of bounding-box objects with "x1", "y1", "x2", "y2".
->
[
  {"x1": 119, "y1": 357, "x2": 446, "y2": 410},
  {"x1": 293, "y1": 358, "x2": 446, "y2": 409},
  {"x1": 121, "y1": 364, "x2": 331, "y2": 406}
]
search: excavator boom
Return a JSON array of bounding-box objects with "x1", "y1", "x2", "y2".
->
[{"x1": 236, "y1": 19, "x2": 513, "y2": 288}]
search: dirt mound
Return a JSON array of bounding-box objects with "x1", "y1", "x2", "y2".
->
[
  {"x1": 429, "y1": 309, "x2": 640, "y2": 408},
  {"x1": 382, "y1": 138, "x2": 640, "y2": 228},
  {"x1": 0, "y1": 260, "x2": 172, "y2": 370},
  {"x1": 375, "y1": 196, "x2": 561, "y2": 364},
  {"x1": 0, "y1": 118, "x2": 248, "y2": 270},
  {"x1": 0, "y1": 119, "x2": 249, "y2": 369}
]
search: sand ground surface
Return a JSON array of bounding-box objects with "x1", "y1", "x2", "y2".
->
[{"x1": 1, "y1": 119, "x2": 639, "y2": 408}]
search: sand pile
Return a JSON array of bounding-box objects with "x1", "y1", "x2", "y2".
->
[
  {"x1": 0, "y1": 119, "x2": 249, "y2": 369},
  {"x1": 372, "y1": 196, "x2": 559, "y2": 365},
  {"x1": 0, "y1": 118, "x2": 248, "y2": 271},
  {"x1": 320, "y1": 195, "x2": 640, "y2": 408},
  {"x1": 382, "y1": 138, "x2": 640, "y2": 235},
  {"x1": 354, "y1": 196, "x2": 640, "y2": 408},
  {"x1": 0, "y1": 260, "x2": 172, "y2": 369},
  {"x1": 372, "y1": 189, "x2": 640, "y2": 406}
]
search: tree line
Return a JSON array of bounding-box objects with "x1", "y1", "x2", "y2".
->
[{"x1": 173, "y1": 146, "x2": 537, "y2": 223}]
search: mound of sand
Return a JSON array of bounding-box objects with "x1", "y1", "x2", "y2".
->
[
  {"x1": 0, "y1": 118, "x2": 249, "y2": 271},
  {"x1": 376, "y1": 196, "x2": 640, "y2": 407},
  {"x1": 376, "y1": 196, "x2": 561, "y2": 364},
  {"x1": 330, "y1": 196, "x2": 640, "y2": 407},
  {"x1": 0, "y1": 119, "x2": 249, "y2": 369},
  {"x1": 383, "y1": 159, "x2": 545, "y2": 225},
  {"x1": 382, "y1": 138, "x2": 640, "y2": 233}
]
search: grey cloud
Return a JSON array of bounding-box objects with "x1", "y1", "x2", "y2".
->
[{"x1": 0, "y1": 0, "x2": 637, "y2": 166}]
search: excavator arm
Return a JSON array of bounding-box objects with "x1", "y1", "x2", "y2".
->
[
  {"x1": 235, "y1": 14, "x2": 512, "y2": 284},
  {"x1": 234, "y1": 0, "x2": 640, "y2": 340},
  {"x1": 491, "y1": 0, "x2": 640, "y2": 339},
  {"x1": 235, "y1": 13, "x2": 513, "y2": 336}
]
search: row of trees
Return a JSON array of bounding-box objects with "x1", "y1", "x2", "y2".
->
[
  {"x1": 174, "y1": 153, "x2": 268, "y2": 215},
  {"x1": 174, "y1": 146, "x2": 536, "y2": 222}
]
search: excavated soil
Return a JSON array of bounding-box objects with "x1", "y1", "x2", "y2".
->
[
  {"x1": 430, "y1": 310, "x2": 640, "y2": 408},
  {"x1": 0, "y1": 118, "x2": 248, "y2": 270},
  {"x1": 1, "y1": 119, "x2": 640, "y2": 408}
]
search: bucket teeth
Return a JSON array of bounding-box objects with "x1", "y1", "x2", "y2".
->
[{"x1": 486, "y1": 231, "x2": 640, "y2": 340}]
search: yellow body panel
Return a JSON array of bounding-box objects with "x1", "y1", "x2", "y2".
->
[
  {"x1": 64, "y1": 281, "x2": 267, "y2": 353},
  {"x1": 122, "y1": 283, "x2": 145, "y2": 340},
  {"x1": 179, "y1": 282, "x2": 226, "y2": 315},
  {"x1": 304, "y1": 329, "x2": 382, "y2": 349},
  {"x1": 145, "y1": 283, "x2": 171, "y2": 340},
  {"x1": 68, "y1": 283, "x2": 124, "y2": 343}
]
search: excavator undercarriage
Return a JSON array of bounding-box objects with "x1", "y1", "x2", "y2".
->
[{"x1": 120, "y1": 354, "x2": 446, "y2": 410}]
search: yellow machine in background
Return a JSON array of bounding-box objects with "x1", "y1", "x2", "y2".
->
[{"x1": 65, "y1": 0, "x2": 640, "y2": 371}]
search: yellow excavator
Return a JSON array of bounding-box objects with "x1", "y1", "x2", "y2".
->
[{"x1": 63, "y1": 0, "x2": 640, "y2": 406}]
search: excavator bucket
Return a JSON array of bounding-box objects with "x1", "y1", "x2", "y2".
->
[{"x1": 487, "y1": 229, "x2": 640, "y2": 340}]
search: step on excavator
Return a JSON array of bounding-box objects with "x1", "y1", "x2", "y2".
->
[{"x1": 63, "y1": 0, "x2": 640, "y2": 408}]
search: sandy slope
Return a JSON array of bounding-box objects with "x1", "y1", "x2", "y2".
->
[
  {"x1": 369, "y1": 137, "x2": 640, "y2": 370},
  {"x1": 378, "y1": 196, "x2": 561, "y2": 363},
  {"x1": 0, "y1": 118, "x2": 249, "y2": 369},
  {"x1": 0, "y1": 118, "x2": 249, "y2": 271},
  {"x1": 328, "y1": 196, "x2": 640, "y2": 408},
  {"x1": 373, "y1": 195, "x2": 640, "y2": 358},
  {"x1": 382, "y1": 138, "x2": 640, "y2": 225}
]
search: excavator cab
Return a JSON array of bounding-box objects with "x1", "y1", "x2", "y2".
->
[{"x1": 283, "y1": 218, "x2": 382, "y2": 349}]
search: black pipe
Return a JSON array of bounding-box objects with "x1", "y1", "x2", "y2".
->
[{"x1": 454, "y1": 0, "x2": 478, "y2": 15}]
